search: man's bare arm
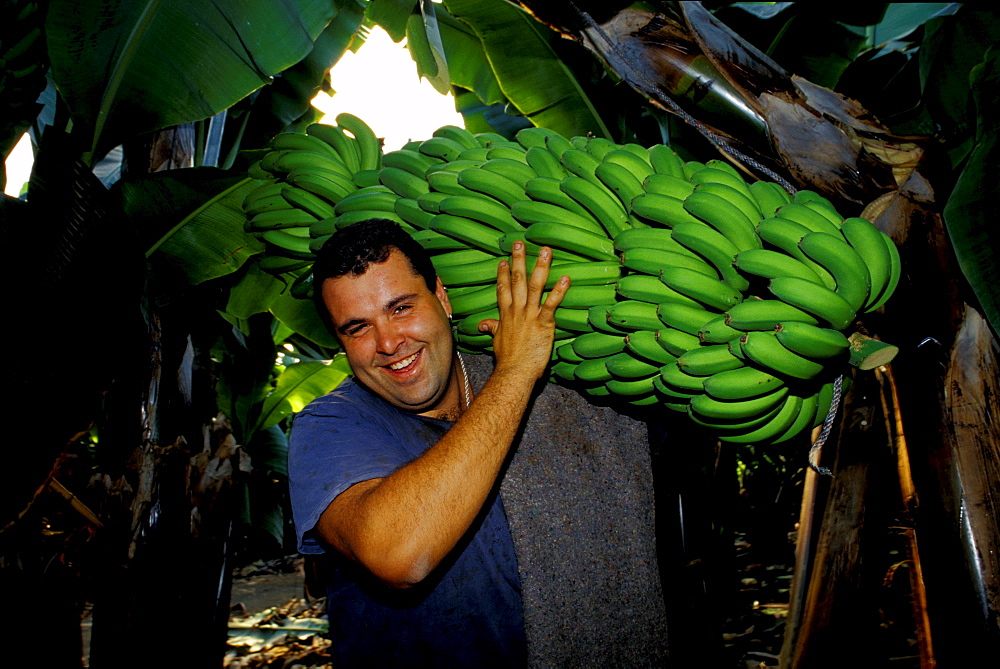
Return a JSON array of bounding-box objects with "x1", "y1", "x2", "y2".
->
[{"x1": 316, "y1": 243, "x2": 569, "y2": 588}]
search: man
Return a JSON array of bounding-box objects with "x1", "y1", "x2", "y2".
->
[{"x1": 288, "y1": 218, "x2": 571, "y2": 666}]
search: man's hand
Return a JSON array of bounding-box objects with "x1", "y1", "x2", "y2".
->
[{"x1": 477, "y1": 241, "x2": 570, "y2": 381}]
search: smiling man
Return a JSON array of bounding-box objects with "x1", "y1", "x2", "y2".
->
[{"x1": 287, "y1": 218, "x2": 570, "y2": 666}]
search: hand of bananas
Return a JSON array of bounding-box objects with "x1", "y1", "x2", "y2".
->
[{"x1": 243, "y1": 117, "x2": 901, "y2": 446}]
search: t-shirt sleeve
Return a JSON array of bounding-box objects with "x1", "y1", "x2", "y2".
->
[{"x1": 286, "y1": 387, "x2": 412, "y2": 554}]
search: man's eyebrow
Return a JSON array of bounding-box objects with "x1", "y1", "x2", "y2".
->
[{"x1": 336, "y1": 293, "x2": 420, "y2": 335}]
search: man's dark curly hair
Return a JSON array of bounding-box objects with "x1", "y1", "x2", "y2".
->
[{"x1": 312, "y1": 218, "x2": 438, "y2": 309}]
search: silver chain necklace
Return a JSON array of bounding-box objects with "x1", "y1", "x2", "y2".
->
[{"x1": 457, "y1": 352, "x2": 471, "y2": 410}]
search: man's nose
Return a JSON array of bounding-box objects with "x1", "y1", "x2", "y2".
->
[{"x1": 374, "y1": 320, "x2": 405, "y2": 355}]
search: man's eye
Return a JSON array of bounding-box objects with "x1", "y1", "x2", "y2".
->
[
  {"x1": 394, "y1": 304, "x2": 412, "y2": 314},
  {"x1": 345, "y1": 324, "x2": 369, "y2": 336}
]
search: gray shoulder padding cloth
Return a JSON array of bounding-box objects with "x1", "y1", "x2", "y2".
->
[{"x1": 463, "y1": 354, "x2": 670, "y2": 668}]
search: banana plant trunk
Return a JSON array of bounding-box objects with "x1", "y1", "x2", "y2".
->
[
  {"x1": 87, "y1": 126, "x2": 247, "y2": 668},
  {"x1": 508, "y1": 0, "x2": 1000, "y2": 662}
]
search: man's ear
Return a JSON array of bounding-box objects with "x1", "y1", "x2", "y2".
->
[{"x1": 434, "y1": 277, "x2": 452, "y2": 317}]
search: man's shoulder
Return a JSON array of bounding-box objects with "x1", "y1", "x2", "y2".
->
[{"x1": 295, "y1": 377, "x2": 377, "y2": 419}]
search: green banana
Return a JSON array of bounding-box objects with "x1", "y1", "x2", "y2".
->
[
  {"x1": 419, "y1": 136, "x2": 467, "y2": 162},
  {"x1": 282, "y1": 186, "x2": 340, "y2": 220},
  {"x1": 690, "y1": 385, "x2": 790, "y2": 421},
  {"x1": 524, "y1": 177, "x2": 593, "y2": 219},
  {"x1": 774, "y1": 321, "x2": 850, "y2": 359},
  {"x1": 457, "y1": 167, "x2": 529, "y2": 208},
  {"x1": 755, "y1": 216, "x2": 837, "y2": 289},
  {"x1": 379, "y1": 166, "x2": 430, "y2": 199},
  {"x1": 768, "y1": 276, "x2": 855, "y2": 330},
  {"x1": 588, "y1": 305, "x2": 628, "y2": 334},
  {"x1": 523, "y1": 222, "x2": 617, "y2": 261},
  {"x1": 429, "y1": 213, "x2": 504, "y2": 254},
  {"x1": 774, "y1": 202, "x2": 843, "y2": 238},
  {"x1": 659, "y1": 363, "x2": 709, "y2": 393},
  {"x1": 605, "y1": 351, "x2": 661, "y2": 380},
  {"x1": 496, "y1": 234, "x2": 590, "y2": 264},
  {"x1": 439, "y1": 194, "x2": 525, "y2": 233},
  {"x1": 733, "y1": 248, "x2": 824, "y2": 285},
  {"x1": 560, "y1": 175, "x2": 631, "y2": 237},
  {"x1": 560, "y1": 148, "x2": 603, "y2": 183},
  {"x1": 456, "y1": 308, "x2": 499, "y2": 336},
  {"x1": 245, "y1": 193, "x2": 293, "y2": 218},
  {"x1": 259, "y1": 255, "x2": 313, "y2": 274},
  {"x1": 481, "y1": 157, "x2": 536, "y2": 186},
  {"x1": 487, "y1": 145, "x2": 530, "y2": 163},
  {"x1": 681, "y1": 160, "x2": 706, "y2": 179},
  {"x1": 615, "y1": 274, "x2": 703, "y2": 309},
  {"x1": 685, "y1": 402, "x2": 783, "y2": 433},
  {"x1": 556, "y1": 340, "x2": 586, "y2": 363},
  {"x1": 659, "y1": 266, "x2": 743, "y2": 311},
  {"x1": 612, "y1": 227, "x2": 702, "y2": 261},
  {"x1": 619, "y1": 247, "x2": 717, "y2": 279},
  {"x1": 510, "y1": 200, "x2": 607, "y2": 237},
  {"x1": 689, "y1": 165, "x2": 755, "y2": 203},
  {"x1": 798, "y1": 231, "x2": 872, "y2": 313},
  {"x1": 336, "y1": 113, "x2": 382, "y2": 170},
  {"x1": 643, "y1": 173, "x2": 695, "y2": 200},
  {"x1": 656, "y1": 301, "x2": 719, "y2": 336},
  {"x1": 724, "y1": 299, "x2": 820, "y2": 330},
  {"x1": 544, "y1": 133, "x2": 576, "y2": 160},
  {"x1": 676, "y1": 344, "x2": 744, "y2": 376},
  {"x1": 261, "y1": 229, "x2": 315, "y2": 259},
  {"x1": 550, "y1": 360, "x2": 580, "y2": 383},
  {"x1": 436, "y1": 257, "x2": 503, "y2": 287},
  {"x1": 431, "y1": 248, "x2": 498, "y2": 269},
  {"x1": 571, "y1": 331, "x2": 627, "y2": 359},
  {"x1": 739, "y1": 331, "x2": 826, "y2": 380},
  {"x1": 865, "y1": 231, "x2": 901, "y2": 312},
  {"x1": 656, "y1": 328, "x2": 703, "y2": 356},
  {"x1": 840, "y1": 217, "x2": 891, "y2": 311},
  {"x1": 333, "y1": 189, "x2": 399, "y2": 215},
  {"x1": 382, "y1": 148, "x2": 442, "y2": 177},
  {"x1": 607, "y1": 300, "x2": 664, "y2": 331},
  {"x1": 433, "y1": 124, "x2": 479, "y2": 149},
  {"x1": 669, "y1": 222, "x2": 750, "y2": 292},
  {"x1": 525, "y1": 146, "x2": 568, "y2": 179},
  {"x1": 246, "y1": 209, "x2": 318, "y2": 232},
  {"x1": 305, "y1": 124, "x2": 361, "y2": 173},
  {"x1": 447, "y1": 283, "x2": 499, "y2": 316},
  {"x1": 748, "y1": 180, "x2": 791, "y2": 218},
  {"x1": 692, "y1": 182, "x2": 763, "y2": 224},
  {"x1": 286, "y1": 168, "x2": 357, "y2": 203},
  {"x1": 697, "y1": 316, "x2": 744, "y2": 343},
  {"x1": 630, "y1": 193, "x2": 705, "y2": 228},
  {"x1": 584, "y1": 137, "x2": 619, "y2": 160},
  {"x1": 717, "y1": 393, "x2": 805, "y2": 443},
  {"x1": 270, "y1": 131, "x2": 341, "y2": 159},
  {"x1": 426, "y1": 169, "x2": 478, "y2": 197},
  {"x1": 605, "y1": 375, "x2": 658, "y2": 397},
  {"x1": 516, "y1": 126, "x2": 560, "y2": 149},
  {"x1": 682, "y1": 190, "x2": 761, "y2": 252},
  {"x1": 554, "y1": 307, "x2": 596, "y2": 333},
  {"x1": 555, "y1": 284, "x2": 619, "y2": 309},
  {"x1": 702, "y1": 365, "x2": 785, "y2": 400},
  {"x1": 475, "y1": 132, "x2": 510, "y2": 147},
  {"x1": 411, "y1": 229, "x2": 467, "y2": 252},
  {"x1": 542, "y1": 260, "x2": 621, "y2": 287},
  {"x1": 647, "y1": 144, "x2": 685, "y2": 178},
  {"x1": 625, "y1": 330, "x2": 678, "y2": 365},
  {"x1": 594, "y1": 162, "x2": 652, "y2": 210},
  {"x1": 394, "y1": 198, "x2": 436, "y2": 230},
  {"x1": 771, "y1": 390, "x2": 819, "y2": 444},
  {"x1": 602, "y1": 149, "x2": 654, "y2": 183},
  {"x1": 574, "y1": 358, "x2": 613, "y2": 384}
]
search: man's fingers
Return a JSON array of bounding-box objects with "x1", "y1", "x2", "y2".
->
[
  {"x1": 526, "y1": 246, "x2": 553, "y2": 303},
  {"x1": 495, "y1": 258, "x2": 512, "y2": 311},
  {"x1": 478, "y1": 318, "x2": 499, "y2": 334},
  {"x1": 541, "y1": 274, "x2": 571, "y2": 313},
  {"x1": 508, "y1": 241, "x2": 529, "y2": 305}
]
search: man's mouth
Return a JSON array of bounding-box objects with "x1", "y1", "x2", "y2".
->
[{"x1": 386, "y1": 351, "x2": 420, "y2": 371}]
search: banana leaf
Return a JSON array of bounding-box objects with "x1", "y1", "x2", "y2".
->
[
  {"x1": 45, "y1": 0, "x2": 335, "y2": 162},
  {"x1": 255, "y1": 357, "x2": 351, "y2": 432},
  {"x1": 270, "y1": 289, "x2": 340, "y2": 349},
  {"x1": 119, "y1": 171, "x2": 264, "y2": 285},
  {"x1": 442, "y1": 0, "x2": 610, "y2": 139},
  {"x1": 943, "y1": 47, "x2": 1000, "y2": 340},
  {"x1": 367, "y1": 0, "x2": 417, "y2": 42},
  {"x1": 225, "y1": 263, "x2": 289, "y2": 320}
]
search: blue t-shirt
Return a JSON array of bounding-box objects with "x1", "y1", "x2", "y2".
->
[{"x1": 288, "y1": 378, "x2": 527, "y2": 667}]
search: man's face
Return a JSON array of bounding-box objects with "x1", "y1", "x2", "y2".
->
[{"x1": 321, "y1": 249, "x2": 460, "y2": 419}]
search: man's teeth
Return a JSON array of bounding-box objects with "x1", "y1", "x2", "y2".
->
[{"x1": 388, "y1": 352, "x2": 419, "y2": 370}]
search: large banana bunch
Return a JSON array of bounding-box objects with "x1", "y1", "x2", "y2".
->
[{"x1": 244, "y1": 119, "x2": 901, "y2": 445}]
